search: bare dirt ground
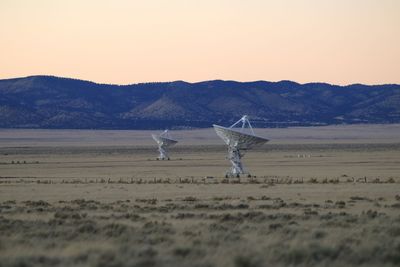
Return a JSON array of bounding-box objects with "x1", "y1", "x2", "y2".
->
[{"x1": 0, "y1": 125, "x2": 400, "y2": 267}]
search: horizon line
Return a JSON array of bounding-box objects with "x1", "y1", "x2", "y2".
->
[{"x1": 1, "y1": 74, "x2": 399, "y2": 87}]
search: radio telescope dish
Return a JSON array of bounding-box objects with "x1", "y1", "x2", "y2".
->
[
  {"x1": 213, "y1": 115, "x2": 269, "y2": 177},
  {"x1": 151, "y1": 130, "x2": 178, "y2": 160}
]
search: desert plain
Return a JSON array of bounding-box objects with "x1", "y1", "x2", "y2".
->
[{"x1": 0, "y1": 124, "x2": 400, "y2": 267}]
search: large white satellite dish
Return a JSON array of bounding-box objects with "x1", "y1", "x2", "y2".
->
[
  {"x1": 151, "y1": 130, "x2": 178, "y2": 160},
  {"x1": 213, "y1": 115, "x2": 269, "y2": 177}
]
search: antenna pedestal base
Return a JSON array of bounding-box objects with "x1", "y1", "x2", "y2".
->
[
  {"x1": 225, "y1": 147, "x2": 248, "y2": 177},
  {"x1": 157, "y1": 147, "x2": 169, "y2": 160}
]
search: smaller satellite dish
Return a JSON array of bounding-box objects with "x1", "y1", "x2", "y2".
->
[
  {"x1": 213, "y1": 115, "x2": 269, "y2": 177},
  {"x1": 151, "y1": 130, "x2": 178, "y2": 160}
]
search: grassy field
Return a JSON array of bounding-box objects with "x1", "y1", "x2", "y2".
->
[{"x1": 0, "y1": 125, "x2": 400, "y2": 266}]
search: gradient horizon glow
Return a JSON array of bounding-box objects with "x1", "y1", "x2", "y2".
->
[{"x1": 1, "y1": 0, "x2": 399, "y2": 85}]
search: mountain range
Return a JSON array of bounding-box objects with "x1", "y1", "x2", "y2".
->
[{"x1": 0, "y1": 75, "x2": 399, "y2": 129}]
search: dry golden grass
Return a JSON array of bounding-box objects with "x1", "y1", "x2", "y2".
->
[
  {"x1": 0, "y1": 126, "x2": 400, "y2": 266},
  {"x1": 1, "y1": 186, "x2": 400, "y2": 267}
]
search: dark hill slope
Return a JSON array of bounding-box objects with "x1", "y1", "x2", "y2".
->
[{"x1": 0, "y1": 76, "x2": 399, "y2": 129}]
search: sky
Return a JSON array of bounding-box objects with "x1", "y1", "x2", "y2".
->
[{"x1": 0, "y1": 0, "x2": 399, "y2": 85}]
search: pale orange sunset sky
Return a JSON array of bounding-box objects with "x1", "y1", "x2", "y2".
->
[{"x1": 0, "y1": 0, "x2": 399, "y2": 85}]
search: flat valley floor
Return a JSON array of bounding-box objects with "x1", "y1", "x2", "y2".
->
[{"x1": 0, "y1": 125, "x2": 400, "y2": 267}]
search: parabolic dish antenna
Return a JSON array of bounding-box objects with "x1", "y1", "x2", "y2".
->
[
  {"x1": 151, "y1": 130, "x2": 178, "y2": 160},
  {"x1": 213, "y1": 115, "x2": 269, "y2": 177}
]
